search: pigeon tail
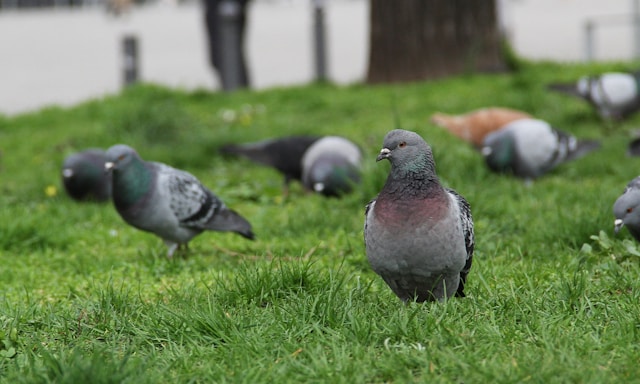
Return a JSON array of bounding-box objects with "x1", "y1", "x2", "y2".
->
[
  {"x1": 547, "y1": 82, "x2": 582, "y2": 98},
  {"x1": 566, "y1": 139, "x2": 601, "y2": 162},
  {"x1": 552, "y1": 129, "x2": 601, "y2": 164},
  {"x1": 204, "y1": 208, "x2": 255, "y2": 240},
  {"x1": 219, "y1": 143, "x2": 277, "y2": 167}
]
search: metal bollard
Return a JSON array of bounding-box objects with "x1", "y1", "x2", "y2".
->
[
  {"x1": 219, "y1": 0, "x2": 243, "y2": 91},
  {"x1": 122, "y1": 35, "x2": 139, "y2": 87},
  {"x1": 634, "y1": 0, "x2": 640, "y2": 59},
  {"x1": 312, "y1": 0, "x2": 328, "y2": 82},
  {"x1": 584, "y1": 20, "x2": 594, "y2": 62}
]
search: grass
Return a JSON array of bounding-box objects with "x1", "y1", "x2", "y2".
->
[{"x1": 1, "y1": 60, "x2": 640, "y2": 382}]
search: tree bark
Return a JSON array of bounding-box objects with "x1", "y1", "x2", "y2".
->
[{"x1": 367, "y1": 0, "x2": 506, "y2": 84}]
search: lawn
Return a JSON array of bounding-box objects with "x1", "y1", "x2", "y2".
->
[{"x1": 1, "y1": 60, "x2": 640, "y2": 383}]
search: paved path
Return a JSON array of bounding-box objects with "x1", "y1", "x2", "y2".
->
[{"x1": 0, "y1": 0, "x2": 636, "y2": 115}]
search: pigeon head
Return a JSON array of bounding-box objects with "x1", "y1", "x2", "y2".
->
[
  {"x1": 307, "y1": 155, "x2": 360, "y2": 196},
  {"x1": 613, "y1": 186, "x2": 640, "y2": 236},
  {"x1": 482, "y1": 130, "x2": 515, "y2": 174},
  {"x1": 377, "y1": 129, "x2": 436, "y2": 178},
  {"x1": 61, "y1": 149, "x2": 112, "y2": 201},
  {"x1": 301, "y1": 136, "x2": 362, "y2": 197},
  {"x1": 105, "y1": 144, "x2": 153, "y2": 208},
  {"x1": 62, "y1": 152, "x2": 102, "y2": 183},
  {"x1": 105, "y1": 144, "x2": 141, "y2": 172}
]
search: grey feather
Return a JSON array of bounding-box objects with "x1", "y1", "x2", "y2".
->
[
  {"x1": 481, "y1": 118, "x2": 600, "y2": 180},
  {"x1": 105, "y1": 144, "x2": 254, "y2": 258},
  {"x1": 613, "y1": 176, "x2": 640, "y2": 241},
  {"x1": 301, "y1": 136, "x2": 362, "y2": 197},
  {"x1": 61, "y1": 149, "x2": 112, "y2": 202},
  {"x1": 364, "y1": 129, "x2": 474, "y2": 302}
]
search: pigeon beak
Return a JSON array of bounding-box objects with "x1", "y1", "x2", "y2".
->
[
  {"x1": 62, "y1": 168, "x2": 74, "y2": 178},
  {"x1": 614, "y1": 219, "x2": 624, "y2": 234},
  {"x1": 104, "y1": 161, "x2": 115, "y2": 172},
  {"x1": 481, "y1": 146, "x2": 492, "y2": 156},
  {"x1": 376, "y1": 148, "x2": 391, "y2": 162},
  {"x1": 314, "y1": 182, "x2": 325, "y2": 192}
]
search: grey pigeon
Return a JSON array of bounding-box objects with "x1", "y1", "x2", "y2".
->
[
  {"x1": 548, "y1": 71, "x2": 640, "y2": 121},
  {"x1": 61, "y1": 149, "x2": 112, "y2": 202},
  {"x1": 105, "y1": 144, "x2": 254, "y2": 258},
  {"x1": 220, "y1": 135, "x2": 320, "y2": 193},
  {"x1": 613, "y1": 176, "x2": 640, "y2": 241},
  {"x1": 481, "y1": 118, "x2": 600, "y2": 181},
  {"x1": 301, "y1": 136, "x2": 362, "y2": 197},
  {"x1": 364, "y1": 129, "x2": 474, "y2": 302}
]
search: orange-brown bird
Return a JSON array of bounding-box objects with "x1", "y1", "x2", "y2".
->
[{"x1": 430, "y1": 107, "x2": 532, "y2": 148}]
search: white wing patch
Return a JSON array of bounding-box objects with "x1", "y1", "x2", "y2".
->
[{"x1": 158, "y1": 164, "x2": 220, "y2": 228}]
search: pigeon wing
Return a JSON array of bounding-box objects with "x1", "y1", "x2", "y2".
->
[
  {"x1": 159, "y1": 164, "x2": 222, "y2": 230},
  {"x1": 447, "y1": 188, "x2": 474, "y2": 297}
]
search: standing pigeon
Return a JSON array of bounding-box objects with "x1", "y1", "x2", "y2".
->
[
  {"x1": 301, "y1": 136, "x2": 362, "y2": 197},
  {"x1": 613, "y1": 176, "x2": 640, "y2": 241},
  {"x1": 61, "y1": 149, "x2": 112, "y2": 202},
  {"x1": 105, "y1": 144, "x2": 254, "y2": 258},
  {"x1": 364, "y1": 129, "x2": 474, "y2": 302},
  {"x1": 548, "y1": 71, "x2": 640, "y2": 121},
  {"x1": 219, "y1": 135, "x2": 320, "y2": 194},
  {"x1": 430, "y1": 107, "x2": 531, "y2": 148},
  {"x1": 481, "y1": 118, "x2": 601, "y2": 181}
]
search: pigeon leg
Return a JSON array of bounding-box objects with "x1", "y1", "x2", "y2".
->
[{"x1": 165, "y1": 242, "x2": 179, "y2": 259}]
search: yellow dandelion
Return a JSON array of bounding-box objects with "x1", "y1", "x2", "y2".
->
[
  {"x1": 239, "y1": 114, "x2": 253, "y2": 126},
  {"x1": 45, "y1": 185, "x2": 57, "y2": 197}
]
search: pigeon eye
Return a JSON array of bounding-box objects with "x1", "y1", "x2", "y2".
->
[
  {"x1": 628, "y1": 207, "x2": 634, "y2": 213},
  {"x1": 398, "y1": 141, "x2": 407, "y2": 148},
  {"x1": 118, "y1": 154, "x2": 126, "y2": 161}
]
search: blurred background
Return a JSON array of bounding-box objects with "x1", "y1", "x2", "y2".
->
[{"x1": 1, "y1": 0, "x2": 639, "y2": 115}]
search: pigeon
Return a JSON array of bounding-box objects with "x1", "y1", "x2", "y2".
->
[
  {"x1": 301, "y1": 136, "x2": 362, "y2": 196},
  {"x1": 548, "y1": 71, "x2": 640, "y2": 121},
  {"x1": 61, "y1": 149, "x2": 112, "y2": 202},
  {"x1": 627, "y1": 137, "x2": 640, "y2": 157},
  {"x1": 364, "y1": 129, "x2": 474, "y2": 302},
  {"x1": 613, "y1": 176, "x2": 640, "y2": 241},
  {"x1": 430, "y1": 107, "x2": 531, "y2": 148},
  {"x1": 219, "y1": 135, "x2": 320, "y2": 193},
  {"x1": 105, "y1": 144, "x2": 254, "y2": 258},
  {"x1": 481, "y1": 118, "x2": 601, "y2": 181}
]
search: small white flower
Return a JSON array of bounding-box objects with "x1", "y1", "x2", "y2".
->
[{"x1": 221, "y1": 109, "x2": 237, "y2": 123}]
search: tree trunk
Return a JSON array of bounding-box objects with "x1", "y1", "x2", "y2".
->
[{"x1": 367, "y1": 0, "x2": 506, "y2": 84}]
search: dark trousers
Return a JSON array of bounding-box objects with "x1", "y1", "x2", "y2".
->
[{"x1": 203, "y1": 0, "x2": 250, "y2": 88}]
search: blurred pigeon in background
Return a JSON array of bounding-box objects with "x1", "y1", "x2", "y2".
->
[
  {"x1": 105, "y1": 144, "x2": 254, "y2": 258},
  {"x1": 221, "y1": 135, "x2": 362, "y2": 197},
  {"x1": 613, "y1": 176, "x2": 640, "y2": 241},
  {"x1": 430, "y1": 107, "x2": 531, "y2": 148},
  {"x1": 220, "y1": 135, "x2": 320, "y2": 194},
  {"x1": 481, "y1": 118, "x2": 600, "y2": 181},
  {"x1": 61, "y1": 148, "x2": 111, "y2": 202},
  {"x1": 364, "y1": 129, "x2": 474, "y2": 302},
  {"x1": 627, "y1": 137, "x2": 640, "y2": 157},
  {"x1": 301, "y1": 136, "x2": 362, "y2": 197},
  {"x1": 548, "y1": 71, "x2": 640, "y2": 121}
]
